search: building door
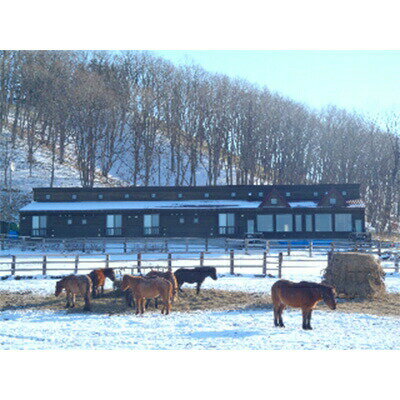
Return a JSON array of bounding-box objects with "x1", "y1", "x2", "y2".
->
[
  {"x1": 355, "y1": 219, "x2": 363, "y2": 232},
  {"x1": 247, "y1": 219, "x2": 255, "y2": 234}
]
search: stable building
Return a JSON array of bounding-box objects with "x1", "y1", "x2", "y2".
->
[{"x1": 19, "y1": 184, "x2": 366, "y2": 239}]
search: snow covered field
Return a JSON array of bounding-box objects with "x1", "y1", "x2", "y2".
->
[{"x1": 0, "y1": 308, "x2": 398, "y2": 350}]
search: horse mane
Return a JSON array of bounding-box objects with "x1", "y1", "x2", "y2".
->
[{"x1": 295, "y1": 281, "x2": 334, "y2": 291}]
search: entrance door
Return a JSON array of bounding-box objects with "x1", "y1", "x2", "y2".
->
[
  {"x1": 247, "y1": 219, "x2": 255, "y2": 234},
  {"x1": 355, "y1": 219, "x2": 363, "y2": 232}
]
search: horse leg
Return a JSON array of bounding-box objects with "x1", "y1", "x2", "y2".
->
[
  {"x1": 140, "y1": 298, "x2": 145, "y2": 314},
  {"x1": 307, "y1": 310, "x2": 313, "y2": 330},
  {"x1": 178, "y1": 282, "x2": 184, "y2": 293},
  {"x1": 196, "y1": 282, "x2": 202, "y2": 295},
  {"x1": 66, "y1": 291, "x2": 70, "y2": 308},
  {"x1": 278, "y1": 305, "x2": 285, "y2": 327},
  {"x1": 135, "y1": 297, "x2": 140, "y2": 315},
  {"x1": 71, "y1": 293, "x2": 76, "y2": 308},
  {"x1": 84, "y1": 293, "x2": 91, "y2": 311},
  {"x1": 101, "y1": 285, "x2": 104, "y2": 295},
  {"x1": 273, "y1": 306, "x2": 279, "y2": 327},
  {"x1": 302, "y1": 309, "x2": 308, "y2": 330}
]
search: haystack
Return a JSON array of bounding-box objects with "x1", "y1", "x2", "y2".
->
[{"x1": 322, "y1": 252, "x2": 386, "y2": 299}]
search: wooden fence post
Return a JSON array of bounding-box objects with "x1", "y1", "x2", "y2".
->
[
  {"x1": 230, "y1": 249, "x2": 235, "y2": 275},
  {"x1": 105, "y1": 254, "x2": 110, "y2": 269},
  {"x1": 164, "y1": 238, "x2": 168, "y2": 252},
  {"x1": 278, "y1": 252, "x2": 283, "y2": 278},
  {"x1": 330, "y1": 242, "x2": 335, "y2": 253},
  {"x1": 167, "y1": 252, "x2": 172, "y2": 271},
  {"x1": 11, "y1": 255, "x2": 16, "y2": 275},
  {"x1": 200, "y1": 251, "x2": 204, "y2": 267},
  {"x1": 245, "y1": 238, "x2": 249, "y2": 254},
  {"x1": 287, "y1": 241, "x2": 291, "y2": 256},
  {"x1": 74, "y1": 255, "x2": 79, "y2": 274},
  {"x1": 82, "y1": 239, "x2": 86, "y2": 253},
  {"x1": 137, "y1": 252, "x2": 142, "y2": 274},
  {"x1": 395, "y1": 255, "x2": 399, "y2": 273},
  {"x1": 266, "y1": 240, "x2": 270, "y2": 253},
  {"x1": 123, "y1": 240, "x2": 127, "y2": 254},
  {"x1": 225, "y1": 238, "x2": 228, "y2": 253},
  {"x1": 309, "y1": 241, "x2": 313, "y2": 257},
  {"x1": 103, "y1": 239, "x2": 106, "y2": 254},
  {"x1": 42, "y1": 255, "x2": 47, "y2": 275},
  {"x1": 205, "y1": 237, "x2": 209, "y2": 252},
  {"x1": 262, "y1": 251, "x2": 267, "y2": 275}
]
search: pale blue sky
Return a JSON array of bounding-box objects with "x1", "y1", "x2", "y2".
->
[{"x1": 154, "y1": 50, "x2": 400, "y2": 118}]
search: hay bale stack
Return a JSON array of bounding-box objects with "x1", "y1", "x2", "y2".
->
[{"x1": 322, "y1": 252, "x2": 386, "y2": 299}]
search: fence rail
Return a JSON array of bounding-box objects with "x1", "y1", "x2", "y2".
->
[{"x1": 0, "y1": 249, "x2": 398, "y2": 279}]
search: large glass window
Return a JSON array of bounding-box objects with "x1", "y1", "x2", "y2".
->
[
  {"x1": 32, "y1": 216, "x2": 47, "y2": 236},
  {"x1": 257, "y1": 215, "x2": 273, "y2": 232},
  {"x1": 335, "y1": 214, "x2": 352, "y2": 232},
  {"x1": 315, "y1": 214, "x2": 332, "y2": 232},
  {"x1": 295, "y1": 215, "x2": 302, "y2": 232},
  {"x1": 306, "y1": 215, "x2": 313, "y2": 232},
  {"x1": 276, "y1": 214, "x2": 293, "y2": 232},
  {"x1": 106, "y1": 214, "x2": 122, "y2": 236},
  {"x1": 218, "y1": 213, "x2": 235, "y2": 235},
  {"x1": 144, "y1": 214, "x2": 160, "y2": 235}
]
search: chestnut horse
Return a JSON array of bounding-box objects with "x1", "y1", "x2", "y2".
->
[
  {"x1": 146, "y1": 270, "x2": 179, "y2": 305},
  {"x1": 121, "y1": 275, "x2": 172, "y2": 315},
  {"x1": 88, "y1": 268, "x2": 116, "y2": 297},
  {"x1": 271, "y1": 280, "x2": 337, "y2": 330},
  {"x1": 55, "y1": 275, "x2": 92, "y2": 311}
]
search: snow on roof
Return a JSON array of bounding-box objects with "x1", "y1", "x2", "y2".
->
[
  {"x1": 20, "y1": 200, "x2": 262, "y2": 212},
  {"x1": 288, "y1": 201, "x2": 318, "y2": 208}
]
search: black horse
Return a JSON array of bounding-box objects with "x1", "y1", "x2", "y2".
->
[{"x1": 174, "y1": 267, "x2": 218, "y2": 294}]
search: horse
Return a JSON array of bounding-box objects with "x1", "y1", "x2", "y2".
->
[
  {"x1": 55, "y1": 275, "x2": 92, "y2": 311},
  {"x1": 121, "y1": 274, "x2": 172, "y2": 315},
  {"x1": 271, "y1": 280, "x2": 337, "y2": 330},
  {"x1": 88, "y1": 268, "x2": 116, "y2": 297},
  {"x1": 174, "y1": 266, "x2": 218, "y2": 294},
  {"x1": 145, "y1": 270, "x2": 179, "y2": 307}
]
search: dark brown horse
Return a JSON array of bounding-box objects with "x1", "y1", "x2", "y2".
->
[
  {"x1": 88, "y1": 268, "x2": 116, "y2": 297},
  {"x1": 55, "y1": 275, "x2": 92, "y2": 311},
  {"x1": 271, "y1": 280, "x2": 337, "y2": 330},
  {"x1": 146, "y1": 270, "x2": 179, "y2": 304}
]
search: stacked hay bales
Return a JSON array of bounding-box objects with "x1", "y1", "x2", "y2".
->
[{"x1": 322, "y1": 252, "x2": 386, "y2": 299}]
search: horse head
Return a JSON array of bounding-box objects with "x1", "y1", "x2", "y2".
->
[
  {"x1": 208, "y1": 267, "x2": 218, "y2": 281},
  {"x1": 121, "y1": 275, "x2": 131, "y2": 291},
  {"x1": 55, "y1": 280, "x2": 63, "y2": 297},
  {"x1": 105, "y1": 268, "x2": 116, "y2": 282},
  {"x1": 321, "y1": 285, "x2": 337, "y2": 310}
]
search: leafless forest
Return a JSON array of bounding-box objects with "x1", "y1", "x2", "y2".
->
[{"x1": 0, "y1": 50, "x2": 399, "y2": 232}]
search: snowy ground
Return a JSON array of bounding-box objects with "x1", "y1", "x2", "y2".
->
[{"x1": 0, "y1": 308, "x2": 398, "y2": 350}]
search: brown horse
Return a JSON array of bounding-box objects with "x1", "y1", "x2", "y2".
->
[
  {"x1": 121, "y1": 274, "x2": 172, "y2": 315},
  {"x1": 271, "y1": 280, "x2": 337, "y2": 330},
  {"x1": 55, "y1": 275, "x2": 92, "y2": 311},
  {"x1": 88, "y1": 268, "x2": 116, "y2": 297},
  {"x1": 146, "y1": 270, "x2": 179, "y2": 304}
]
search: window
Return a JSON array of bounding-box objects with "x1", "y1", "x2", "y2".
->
[
  {"x1": 151, "y1": 193, "x2": 156, "y2": 198},
  {"x1": 286, "y1": 192, "x2": 291, "y2": 197},
  {"x1": 106, "y1": 214, "x2": 122, "y2": 236},
  {"x1": 257, "y1": 215, "x2": 273, "y2": 232},
  {"x1": 218, "y1": 213, "x2": 235, "y2": 235},
  {"x1": 306, "y1": 215, "x2": 313, "y2": 232},
  {"x1": 124, "y1": 193, "x2": 130, "y2": 199},
  {"x1": 315, "y1": 214, "x2": 332, "y2": 232},
  {"x1": 179, "y1": 217, "x2": 185, "y2": 224},
  {"x1": 342, "y1": 191, "x2": 347, "y2": 196},
  {"x1": 258, "y1": 192, "x2": 263, "y2": 198},
  {"x1": 71, "y1": 194, "x2": 77, "y2": 200},
  {"x1": 355, "y1": 219, "x2": 363, "y2": 232},
  {"x1": 98, "y1": 194, "x2": 103, "y2": 200},
  {"x1": 144, "y1": 214, "x2": 160, "y2": 235},
  {"x1": 32, "y1": 216, "x2": 47, "y2": 236},
  {"x1": 329, "y1": 198, "x2": 337, "y2": 205},
  {"x1": 231, "y1": 192, "x2": 236, "y2": 197},
  {"x1": 295, "y1": 215, "x2": 302, "y2": 232},
  {"x1": 67, "y1": 219, "x2": 72, "y2": 225},
  {"x1": 82, "y1": 219, "x2": 87, "y2": 225},
  {"x1": 194, "y1": 217, "x2": 199, "y2": 224},
  {"x1": 271, "y1": 198, "x2": 278, "y2": 205},
  {"x1": 335, "y1": 214, "x2": 352, "y2": 232},
  {"x1": 178, "y1": 193, "x2": 183, "y2": 199},
  {"x1": 276, "y1": 214, "x2": 293, "y2": 232},
  {"x1": 45, "y1": 194, "x2": 51, "y2": 200},
  {"x1": 313, "y1": 192, "x2": 318, "y2": 197},
  {"x1": 204, "y1": 193, "x2": 209, "y2": 198}
]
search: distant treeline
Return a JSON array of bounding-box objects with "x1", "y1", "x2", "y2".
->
[{"x1": 0, "y1": 50, "x2": 399, "y2": 232}]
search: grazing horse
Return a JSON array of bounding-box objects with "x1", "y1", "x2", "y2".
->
[
  {"x1": 174, "y1": 267, "x2": 218, "y2": 294},
  {"x1": 146, "y1": 270, "x2": 179, "y2": 307},
  {"x1": 121, "y1": 274, "x2": 172, "y2": 315},
  {"x1": 88, "y1": 268, "x2": 116, "y2": 297},
  {"x1": 271, "y1": 280, "x2": 337, "y2": 330},
  {"x1": 55, "y1": 275, "x2": 92, "y2": 311}
]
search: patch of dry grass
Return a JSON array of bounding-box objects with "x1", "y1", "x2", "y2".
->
[{"x1": 0, "y1": 289, "x2": 399, "y2": 317}]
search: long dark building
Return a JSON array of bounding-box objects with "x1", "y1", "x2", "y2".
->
[{"x1": 19, "y1": 184, "x2": 365, "y2": 239}]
